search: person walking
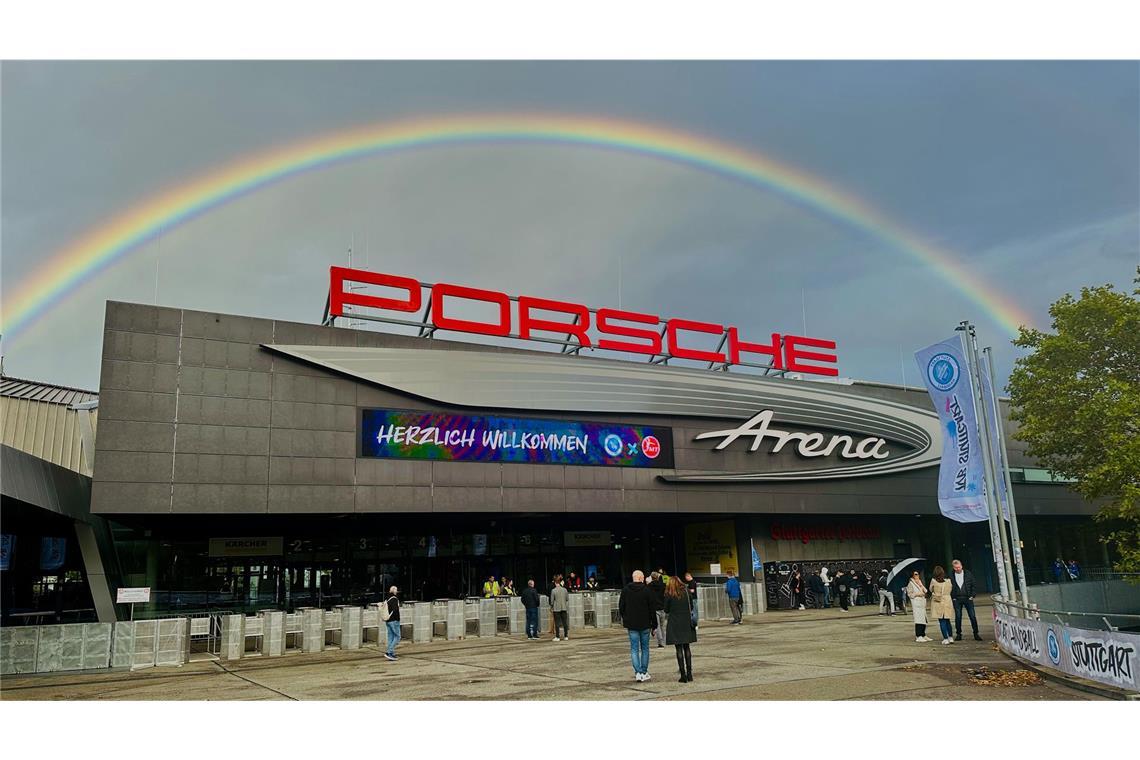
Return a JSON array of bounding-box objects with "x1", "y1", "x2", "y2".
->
[
  {"x1": 929, "y1": 566, "x2": 955, "y2": 644},
  {"x1": 648, "y1": 571, "x2": 668, "y2": 646},
  {"x1": 383, "y1": 586, "x2": 401, "y2": 661},
  {"x1": 834, "y1": 570, "x2": 849, "y2": 612},
  {"x1": 907, "y1": 571, "x2": 931, "y2": 642},
  {"x1": 819, "y1": 567, "x2": 831, "y2": 608},
  {"x1": 725, "y1": 570, "x2": 744, "y2": 624},
  {"x1": 949, "y1": 559, "x2": 982, "y2": 641},
  {"x1": 521, "y1": 579, "x2": 541, "y2": 639},
  {"x1": 790, "y1": 570, "x2": 805, "y2": 610},
  {"x1": 876, "y1": 568, "x2": 896, "y2": 615},
  {"x1": 684, "y1": 572, "x2": 699, "y2": 628},
  {"x1": 550, "y1": 579, "x2": 570, "y2": 641},
  {"x1": 619, "y1": 570, "x2": 659, "y2": 682},
  {"x1": 664, "y1": 576, "x2": 696, "y2": 683},
  {"x1": 809, "y1": 570, "x2": 826, "y2": 609}
]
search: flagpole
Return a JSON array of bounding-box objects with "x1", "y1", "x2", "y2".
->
[
  {"x1": 957, "y1": 322, "x2": 1012, "y2": 601},
  {"x1": 983, "y1": 346, "x2": 1030, "y2": 607}
]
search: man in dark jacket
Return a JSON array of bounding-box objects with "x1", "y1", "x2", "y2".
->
[
  {"x1": 876, "y1": 569, "x2": 895, "y2": 615},
  {"x1": 520, "y1": 579, "x2": 541, "y2": 640},
  {"x1": 684, "y1": 571, "x2": 699, "y2": 628},
  {"x1": 950, "y1": 559, "x2": 982, "y2": 641},
  {"x1": 619, "y1": 570, "x2": 659, "y2": 682},
  {"x1": 649, "y1": 572, "x2": 668, "y2": 647},
  {"x1": 808, "y1": 572, "x2": 826, "y2": 608}
]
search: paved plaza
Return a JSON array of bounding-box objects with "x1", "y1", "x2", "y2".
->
[{"x1": 0, "y1": 602, "x2": 1101, "y2": 701}]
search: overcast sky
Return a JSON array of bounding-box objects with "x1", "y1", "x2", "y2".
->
[{"x1": 2, "y1": 61, "x2": 1137, "y2": 391}]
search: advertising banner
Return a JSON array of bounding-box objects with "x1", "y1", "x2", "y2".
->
[
  {"x1": 360, "y1": 409, "x2": 673, "y2": 468},
  {"x1": 208, "y1": 537, "x2": 284, "y2": 557},
  {"x1": 993, "y1": 608, "x2": 1140, "y2": 692},
  {"x1": 564, "y1": 531, "x2": 612, "y2": 548},
  {"x1": 915, "y1": 336, "x2": 988, "y2": 523},
  {"x1": 685, "y1": 521, "x2": 738, "y2": 575},
  {"x1": 979, "y1": 352, "x2": 1011, "y2": 521},
  {"x1": 0, "y1": 534, "x2": 13, "y2": 571}
]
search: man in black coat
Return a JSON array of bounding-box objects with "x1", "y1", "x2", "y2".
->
[
  {"x1": 619, "y1": 570, "x2": 659, "y2": 682},
  {"x1": 950, "y1": 559, "x2": 982, "y2": 641},
  {"x1": 648, "y1": 571, "x2": 668, "y2": 648},
  {"x1": 520, "y1": 579, "x2": 541, "y2": 640},
  {"x1": 808, "y1": 572, "x2": 826, "y2": 608}
]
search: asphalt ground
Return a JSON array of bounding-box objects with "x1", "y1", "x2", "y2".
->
[{"x1": 0, "y1": 601, "x2": 1103, "y2": 701}]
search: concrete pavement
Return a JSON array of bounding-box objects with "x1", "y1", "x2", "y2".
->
[{"x1": 0, "y1": 602, "x2": 1102, "y2": 700}]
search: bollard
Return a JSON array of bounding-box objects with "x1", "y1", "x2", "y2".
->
[
  {"x1": 411, "y1": 602, "x2": 433, "y2": 644},
  {"x1": 568, "y1": 593, "x2": 585, "y2": 632},
  {"x1": 446, "y1": 600, "x2": 465, "y2": 641},
  {"x1": 221, "y1": 615, "x2": 245, "y2": 660},
  {"x1": 593, "y1": 591, "x2": 611, "y2": 628},
  {"x1": 508, "y1": 597, "x2": 525, "y2": 635},
  {"x1": 478, "y1": 598, "x2": 497, "y2": 637},
  {"x1": 301, "y1": 608, "x2": 324, "y2": 654},
  {"x1": 539, "y1": 595, "x2": 551, "y2": 635},
  {"x1": 261, "y1": 611, "x2": 286, "y2": 656},
  {"x1": 338, "y1": 606, "x2": 362, "y2": 650}
]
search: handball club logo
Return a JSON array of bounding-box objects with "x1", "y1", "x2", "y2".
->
[
  {"x1": 1046, "y1": 627, "x2": 1061, "y2": 665},
  {"x1": 927, "y1": 352, "x2": 961, "y2": 392},
  {"x1": 603, "y1": 434, "x2": 624, "y2": 457},
  {"x1": 641, "y1": 435, "x2": 661, "y2": 460}
]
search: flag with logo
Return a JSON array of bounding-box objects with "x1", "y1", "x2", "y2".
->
[
  {"x1": 915, "y1": 336, "x2": 989, "y2": 523},
  {"x1": 979, "y1": 351, "x2": 1011, "y2": 521}
]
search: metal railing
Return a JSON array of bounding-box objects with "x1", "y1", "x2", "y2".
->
[{"x1": 993, "y1": 594, "x2": 1140, "y2": 632}]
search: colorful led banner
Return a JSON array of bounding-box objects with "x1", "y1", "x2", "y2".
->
[{"x1": 360, "y1": 409, "x2": 673, "y2": 468}]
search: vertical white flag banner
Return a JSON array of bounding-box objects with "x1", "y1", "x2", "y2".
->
[
  {"x1": 915, "y1": 336, "x2": 989, "y2": 523},
  {"x1": 979, "y1": 351, "x2": 1011, "y2": 521}
]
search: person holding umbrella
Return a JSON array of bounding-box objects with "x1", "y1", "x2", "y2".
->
[{"x1": 907, "y1": 570, "x2": 931, "y2": 642}]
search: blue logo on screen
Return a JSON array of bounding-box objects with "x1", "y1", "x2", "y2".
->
[
  {"x1": 1046, "y1": 628, "x2": 1061, "y2": 664},
  {"x1": 603, "y1": 434, "x2": 624, "y2": 457},
  {"x1": 927, "y1": 353, "x2": 960, "y2": 391}
]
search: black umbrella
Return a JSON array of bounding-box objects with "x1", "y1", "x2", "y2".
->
[{"x1": 884, "y1": 558, "x2": 926, "y2": 590}]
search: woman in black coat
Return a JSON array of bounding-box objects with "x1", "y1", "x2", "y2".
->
[{"x1": 663, "y1": 576, "x2": 697, "y2": 682}]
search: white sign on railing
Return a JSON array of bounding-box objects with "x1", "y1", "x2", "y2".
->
[
  {"x1": 993, "y1": 607, "x2": 1140, "y2": 692},
  {"x1": 116, "y1": 587, "x2": 151, "y2": 604}
]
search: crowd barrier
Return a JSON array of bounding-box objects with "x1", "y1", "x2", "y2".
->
[{"x1": 1, "y1": 585, "x2": 761, "y2": 675}]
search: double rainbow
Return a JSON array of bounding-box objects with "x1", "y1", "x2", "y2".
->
[{"x1": 2, "y1": 113, "x2": 1034, "y2": 342}]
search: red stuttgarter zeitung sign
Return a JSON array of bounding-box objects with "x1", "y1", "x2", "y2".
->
[{"x1": 328, "y1": 267, "x2": 839, "y2": 376}]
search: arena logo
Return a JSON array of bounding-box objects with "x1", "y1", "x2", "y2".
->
[
  {"x1": 327, "y1": 267, "x2": 839, "y2": 376},
  {"x1": 695, "y1": 410, "x2": 890, "y2": 460}
]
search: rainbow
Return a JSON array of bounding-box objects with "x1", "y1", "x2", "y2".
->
[{"x1": 2, "y1": 113, "x2": 1035, "y2": 342}]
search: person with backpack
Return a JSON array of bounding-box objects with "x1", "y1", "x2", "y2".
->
[
  {"x1": 521, "y1": 579, "x2": 541, "y2": 639},
  {"x1": 876, "y1": 569, "x2": 895, "y2": 615},
  {"x1": 382, "y1": 586, "x2": 401, "y2": 661}
]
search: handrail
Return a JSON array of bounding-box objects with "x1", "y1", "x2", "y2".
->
[{"x1": 993, "y1": 594, "x2": 1140, "y2": 621}]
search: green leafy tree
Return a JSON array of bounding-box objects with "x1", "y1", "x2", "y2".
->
[{"x1": 1007, "y1": 270, "x2": 1140, "y2": 573}]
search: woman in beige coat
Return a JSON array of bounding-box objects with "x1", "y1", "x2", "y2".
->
[
  {"x1": 906, "y1": 570, "x2": 930, "y2": 642},
  {"x1": 928, "y1": 565, "x2": 955, "y2": 644}
]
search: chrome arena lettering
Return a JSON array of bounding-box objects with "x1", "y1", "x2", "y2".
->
[
  {"x1": 328, "y1": 267, "x2": 839, "y2": 376},
  {"x1": 694, "y1": 410, "x2": 890, "y2": 460}
]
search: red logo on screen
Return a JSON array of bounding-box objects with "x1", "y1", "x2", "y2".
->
[
  {"x1": 327, "y1": 267, "x2": 839, "y2": 376},
  {"x1": 641, "y1": 435, "x2": 661, "y2": 459}
]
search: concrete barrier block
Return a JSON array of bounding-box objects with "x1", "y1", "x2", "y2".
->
[
  {"x1": 301, "y1": 608, "x2": 324, "y2": 653},
  {"x1": 478, "y1": 598, "x2": 497, "y2": 637},
  {"x1": 260, "y1": 611, "x2": 285, "y2": 656},
  {"x1": 539, "y1": 595, "x2": 551, "y2": 634},
  {"x1": 411, "y1": 602, "x2": 432, "y2": 644},
  {"x1": 445, "y1": 600, "x2": 465, "y2": 641},
  {"x1": 568, "y1": 593, "x2": 585, "y2": 631},
  {"x1": 339, "y1": 606, "x2": 362, "y2": 650},
  {"x1": 221, "y1": 615, "x2": 245, "y2": 660},
  {"x1": 593, "y1": 591, "x2": 611, "y2": 628},
  {"x1": 741, "y1": 583, "x2": 756, "y2": 615},
  {"x1": 508, "y1": 597, "x2": 525, "y2": 635}
]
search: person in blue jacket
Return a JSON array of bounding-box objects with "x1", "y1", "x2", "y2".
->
[{"x1": 724, "y1": 570, "x2": 743, "y2": 624}]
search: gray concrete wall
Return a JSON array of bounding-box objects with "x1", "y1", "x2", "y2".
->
[
  {"x1": 92, "y1": 301, "x2": 1094, "y2": 518},
  {"x1": 1029, "y1": 578, "x2": 1140, "y2": 614}
]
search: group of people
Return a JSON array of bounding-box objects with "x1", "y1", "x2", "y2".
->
[
  {"x1": 795, "y1": 567, "x2": 888, "y2": 611},
  {"x1": 904, "y1": 559, "x2": 982, "y2": 644},
  {"x1": 482, "y1": 571, "x2": 600, "y2": 598},
  {"x1": 1051, "y1": 558, "x2": 1082, "y2": 583},
  {"x1": 619, "y1": 570, "x2": 701, "y2": 683}
]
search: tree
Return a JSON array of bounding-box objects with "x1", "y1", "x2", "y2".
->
[{"x1": 1007, "y1": 269, "x2": 1140, "y2": 573}]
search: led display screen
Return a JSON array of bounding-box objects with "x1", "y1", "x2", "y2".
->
[{"x1": 360, "y1": 409, "x2": 673, "y2": 468}]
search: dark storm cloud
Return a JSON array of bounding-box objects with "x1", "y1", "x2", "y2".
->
[{"x1": 2, "y1": 61, "x2": 1137, "y2": 389}]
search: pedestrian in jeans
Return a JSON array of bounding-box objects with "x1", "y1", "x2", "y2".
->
[
  {"x1": 949, "y1": 559, "x2": 982, "y2": 641},
  {"x1": 649, "y1": 571, "x2": 668, "y2": 646},
  {"x1": 383, "y1": 586, "x2": 401, "y2": 661},
  {"x1": 521, "y1": 579, "x2": 541, "y2": 640},
  {"x1": 725, "y1": 570, "x2": 743, "y2": 624},
  {"x1": 550, "y1": 579, "x2": 570, "y2": 641},
  {"x1": 819, "y1": 567, "x2": 831, "y2": 608},
  {"x1": 928, "y1": 566, "x2": 955, "y2": 645},
  {"x1": 876, "y1": 569, "x2": 896, "y2": 615},
  {"x1": 619, "y1": 570, "x2": 659, "y2": 682}
]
